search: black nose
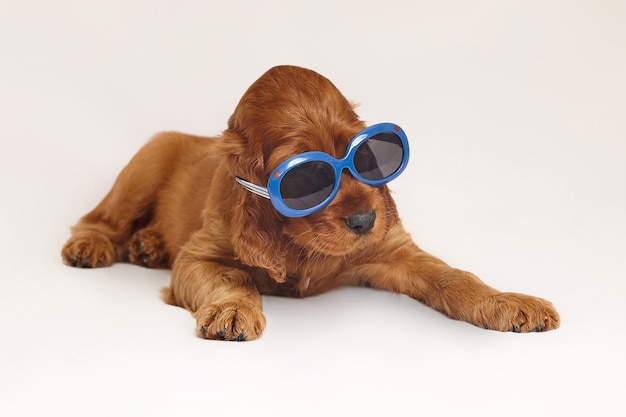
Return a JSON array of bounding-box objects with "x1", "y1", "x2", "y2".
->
[{"x1": 345, "y1": 210, "x2": 376, "y2": 235}]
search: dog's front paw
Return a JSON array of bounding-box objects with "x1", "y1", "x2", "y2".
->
[
  {"x1": 61, "y1": 231, "x2": 115, "y2": 268},
  {"x1": 194, "y1": 301, "x2": 266, "y2": 341},
  {"x1": 475, "y1": 292, "x2": 560, "y2": 332}
]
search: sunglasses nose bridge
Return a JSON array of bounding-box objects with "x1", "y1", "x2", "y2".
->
[
  {"x1": 334, "y1": 164, "x2": 359, "y2": 189},
  {"x1": 336, "y1": 153, "x2": 359, "y2": 180}
]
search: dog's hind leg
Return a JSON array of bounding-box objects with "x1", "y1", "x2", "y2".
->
[
  {"x1": 61, "y1": 133, "x2": 185, "y2": 268},
  {"x1": 128, "y1": 229, "x2": 169, "y2": 268}
]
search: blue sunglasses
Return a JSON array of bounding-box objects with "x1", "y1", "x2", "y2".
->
[{"x1": 236, "y1": 122, "x2": 410, "y2": 218}]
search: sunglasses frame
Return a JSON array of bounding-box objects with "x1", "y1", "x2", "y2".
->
[{"x1": 236, "y1": 122, "x2": 410, "y2": 218}]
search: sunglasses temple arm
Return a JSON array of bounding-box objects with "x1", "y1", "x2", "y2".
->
[{"x1": 235, "y1": 177, "x2": 271, "y2": 199}]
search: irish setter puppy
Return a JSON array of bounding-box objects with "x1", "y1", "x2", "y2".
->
[{"x1": 62, "y1": 65, "x2": 560, "y2": 340}]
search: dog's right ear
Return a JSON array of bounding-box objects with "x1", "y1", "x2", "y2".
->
[
  {"x1": 231, "y1": 187, "x2": 288, "y2": 283},
  {"x1": 219, "y1": 129, "x2": 288, "y2": 283}
]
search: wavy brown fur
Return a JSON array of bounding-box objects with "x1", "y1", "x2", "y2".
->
[{"x1": 62, "y1": 65, "x2": 560, "y2": 341}]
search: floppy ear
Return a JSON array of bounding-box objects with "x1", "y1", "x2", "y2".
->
[
  {"x1": 231, "y1": 190, "x2": 288, "y2": 283},
  {"x1": 380, "y1": 185, "x2": 401, "y2": 230},
  {"x1": 219, "y1": 129, "x2": 288, "y2": 283}
]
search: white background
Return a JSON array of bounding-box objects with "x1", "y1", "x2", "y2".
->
[{"x1": 2, "y1": 1, "x2": 625, "y2": 416}]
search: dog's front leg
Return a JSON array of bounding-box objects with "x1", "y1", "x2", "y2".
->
[
  {"x1": 162, "y1": 236, "x2": 265, "y2": 341},
  {"x1": 354, "y1": 226, "x2": 560, "y2": 332}
]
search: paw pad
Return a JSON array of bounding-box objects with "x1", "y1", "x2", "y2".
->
[
  {"x1": 128, "y1": 230, "x2": 168, "y2": 268},
  {"x1": 62, "y1": 231, "x2": 114, "y2": 268}
]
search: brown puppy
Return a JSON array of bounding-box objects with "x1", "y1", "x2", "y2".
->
[{"x1": 62, "y1": 65, "x2": 560, "y2": 340}]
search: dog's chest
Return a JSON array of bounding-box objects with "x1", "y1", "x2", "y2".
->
[
  {"x1": 248, "y1": 252, "x2": 348, "y2": 298},
  {"x1": 284, "y1": 252, "x2": 348, "y2": 296}
]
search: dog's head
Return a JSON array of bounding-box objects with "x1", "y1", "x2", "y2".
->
[{"x1": 221, "y1": 66, "x2": 400, "y2": 281}]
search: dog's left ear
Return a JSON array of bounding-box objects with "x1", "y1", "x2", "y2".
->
[{"x1": 380, "y1": 185, "x2": 401, "y2": 230}]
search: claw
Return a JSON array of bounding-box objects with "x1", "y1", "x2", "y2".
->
[{"x1": 138, "y1": 254, "x2": 151, "y2": 266}]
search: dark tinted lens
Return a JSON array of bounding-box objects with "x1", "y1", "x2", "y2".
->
[
  {"x1": 354, "y1": 132, "x2": 404, "y2": 180},
  {"x1": 280, "y1": 161, "x2": 336, "y2": 210}
]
